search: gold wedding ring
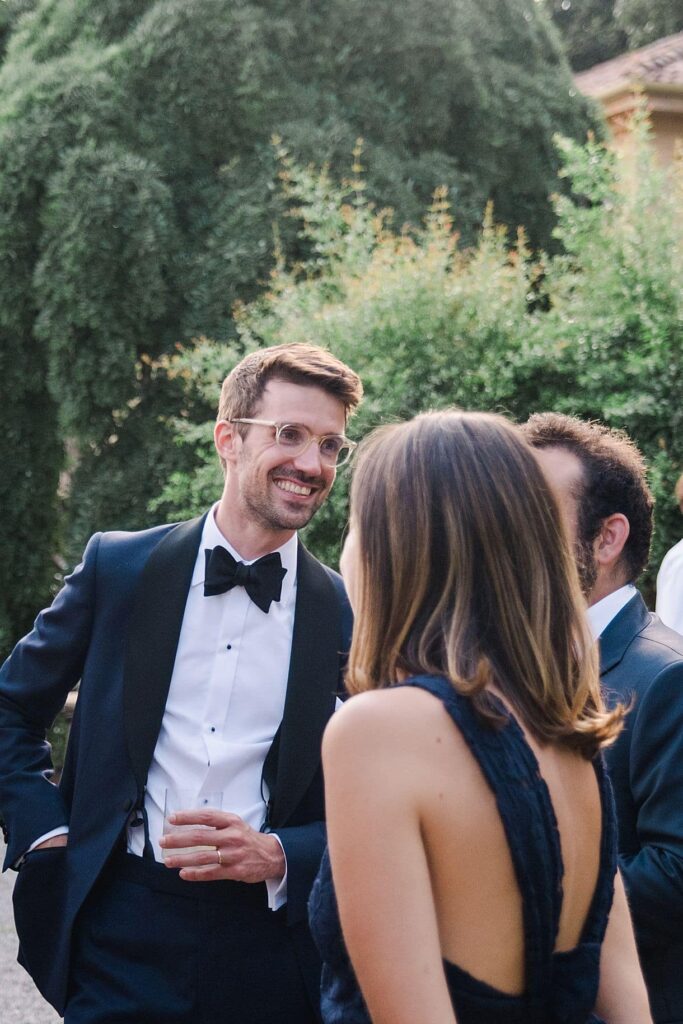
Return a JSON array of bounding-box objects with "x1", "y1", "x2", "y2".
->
[{"x1": 217, "y1": 848, "x2": 223, "y2": 866}]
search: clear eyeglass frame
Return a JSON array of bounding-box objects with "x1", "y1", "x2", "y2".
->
[{"x1": 229, "y1": 418, "x2": 357, "y2": 467}]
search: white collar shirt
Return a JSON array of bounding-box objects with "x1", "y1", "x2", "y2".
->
[
  {"x1": 586, "y1": 583, "x2": 637, "y2": 639},
  {"x1": 656, "y1": 538, "x2": 683, "y2": 635},
  {"x1": 127, "y1": 505, "x2": 298, "y2": 908}
]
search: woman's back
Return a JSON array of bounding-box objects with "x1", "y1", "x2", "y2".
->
[
  {"x1": 418, "y1": 681, "x2": 603, "y2": 994},
  {"x1": 310, "y1": 675, "x2": 616, "y2": 1023}
]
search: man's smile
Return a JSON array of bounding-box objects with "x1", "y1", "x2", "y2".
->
[
  {"x1": 271, "y1": 468, "x2": 326, "y2": 501},
  {"x1": 275, "y1": 479, "x2": 314, "y2": 496}
]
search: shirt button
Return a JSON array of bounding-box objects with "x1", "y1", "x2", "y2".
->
[
  {"x1": 226, "y1": 644, "x2": 232, "y2": 650},
  {"x1": 210, "y1": 727, "x2": 216, "y2": 733}
]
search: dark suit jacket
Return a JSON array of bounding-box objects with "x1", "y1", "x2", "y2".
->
[
  {"x1": 0, "y1": 515, "x2": 351, "y2": 1014},
  {"x1": 601, "y1": 592, "x2": 683, "y2": 1024}
]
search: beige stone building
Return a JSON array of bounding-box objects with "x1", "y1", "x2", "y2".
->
[{"x1": 575, "y1": 32, "x2": 683, "y2": 165}]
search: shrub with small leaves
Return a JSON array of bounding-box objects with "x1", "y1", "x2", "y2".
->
[{"x1": 157, "y1": 119, "x2": 682, "y2": 599}]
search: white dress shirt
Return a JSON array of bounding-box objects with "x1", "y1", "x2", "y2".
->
[
  {"x1": 656, "y1": 539, "x2": 683, "y2": 636},
  {"x1": 586, "y1": 583, "x2": 637, "y2": 639},
  {"x1": 125, "y1": 507, "x2": 298, "y2": 908}
]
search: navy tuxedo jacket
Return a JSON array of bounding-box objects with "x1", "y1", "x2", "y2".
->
[
  {"x1": 0, "y1": 515, "x2": 351, "y2": 1014},
  {"x1": 601, "y1": 592, "x2": 683, "y2": 1024}
]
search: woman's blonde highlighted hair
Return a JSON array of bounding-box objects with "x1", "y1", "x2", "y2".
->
[{"x1": 346, "y1": 410, "x2": 624, "y2": 758}]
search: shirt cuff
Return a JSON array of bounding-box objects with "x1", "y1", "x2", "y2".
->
[
  {"x1": 265, "y1": 833, "x2": 288, "y2": 911},
  {"x1": 15, "y1": 826, "x2": 69, "y2": 868}
]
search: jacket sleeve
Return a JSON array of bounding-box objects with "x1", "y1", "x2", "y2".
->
[
  {"x1": 620, "y1": 661, "x2": 683, "y2": 947},
  {"x1": 0, "y1": 534, "x2": 101, "y2": 869},
  {"x1": 275, "y1": 821, "x2": 327, "y2": 925}
]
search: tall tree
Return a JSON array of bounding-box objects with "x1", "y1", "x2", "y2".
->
[
  {"x1": 0, "y1": 0, "x2": 596, "y2": 651},
  {"x1": 0, "y1": 0, "x2": 36, "y2": 58},
  {"x1": 546, "y1": 0, "x2": 683, "y2": 72},
  {"x1": 540, "y1": 0, "x2": 628, "y2": 70},
  {"x1": 615, "y1": 0, "x2": 683, "y2": 49}
]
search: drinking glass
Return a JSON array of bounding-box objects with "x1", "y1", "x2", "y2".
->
[{"x1": 162, "y1": 789, "x2": 223, "y2": 860}]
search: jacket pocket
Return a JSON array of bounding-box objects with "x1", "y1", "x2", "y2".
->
[{"x1": 12, "y1": 846, "x2": 67, "y2": 1004}]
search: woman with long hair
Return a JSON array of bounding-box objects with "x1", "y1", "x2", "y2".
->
[{"x1": 309, "y1": 410, "x2": 651, "y2": 1024}]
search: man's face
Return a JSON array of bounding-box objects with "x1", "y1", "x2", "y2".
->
[
  {"x1": 533, "y1": 445, "x2": 598, "y2": 598},
  {"x1": 230, "y1": 380, "x2": 346, "y2": 534}
]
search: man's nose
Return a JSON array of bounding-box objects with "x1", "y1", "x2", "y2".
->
[{"x1": 292, "y1": 441, "x2": 324, "y2": 475}]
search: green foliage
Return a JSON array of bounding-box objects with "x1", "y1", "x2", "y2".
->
[
  {"x1": 157, "y1": 120, "x2": 682, "y2": 593},
  {"x1": 615, "y1": 0, "x2": 683, "y2": 49},
  {"x1": 157, "y1": 154, "x2": 539, "y2": 566},
  {"x1": 149, "y1": 340, "x2": 254, "y2": 524},
  {"x1": 522, "y1": 114, "x2": 683, "y2": 583},
  {"x1": 0, "y1": 68, "x2": 62, "y2": 657},
  {"x1": 540, "y1": 0, "x2": 628, "y2": 71},
  {"x1": 6, "y1": 0, "x2": 154, "y2": 61},
  {"x1": 0, "y1": 0, "x2": 35, "y2": 57},
  {"x1": 0, "y1": 341, "x2": 61, "y2": 658},
  {"x1": 35, "y1": 142, "x2": 178, "y2": 437},
  {"x1": 0, "y1": 0, "x2": 598, "y2": 647},
  {"x1": 60, "y1": 366, "x2": 199, "y2": 566},
  {"x1": 545, "y1": 0, "x2": 683, "y2": 72}
]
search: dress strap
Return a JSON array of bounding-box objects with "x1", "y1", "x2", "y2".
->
[{"x1": 399, "y1": 674, "x2": 564, "y2": 1001}]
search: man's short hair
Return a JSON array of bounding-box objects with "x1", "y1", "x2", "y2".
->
[
  {"x1": 218, "y1": 343, "x2": 363, "y2": 424},
  {"x1": 522, "y1": 412, "x2": 653, "y2": 583}
]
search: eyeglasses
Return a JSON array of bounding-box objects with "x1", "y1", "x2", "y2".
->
[{"x1": 230, "y1": 418, "x2": 357, "y2": 467}]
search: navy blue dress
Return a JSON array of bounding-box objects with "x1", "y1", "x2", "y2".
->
[{"x1": 309, "y1": 674, "x2": 618, "y2": 1024}]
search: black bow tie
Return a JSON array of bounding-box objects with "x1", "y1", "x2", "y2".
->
[{"x1": 203, "y1": 547, "x2": 287, "y2": 613}]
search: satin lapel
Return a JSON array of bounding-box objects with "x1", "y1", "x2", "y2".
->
[
  {"x1": 123, "y1": 515, "x2": 207, "y2": 793},
  {"x1": 599, "y1": 591, "x2": 650, "y2": 676},
  {"x1": 268, "y1": 543, "x2": 343, "y2": 828}
]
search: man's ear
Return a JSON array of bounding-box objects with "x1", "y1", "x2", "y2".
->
[
  {"x1": 594, "y1": 513, "x2": 630, "y2": 569},
  {"x1": 214, "y1": 419, "x2": 240, "y2": 466}
]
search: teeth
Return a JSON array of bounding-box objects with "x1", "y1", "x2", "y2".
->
[{"x1": 276, "y1": 480, "x2": 312, "y2": 496}]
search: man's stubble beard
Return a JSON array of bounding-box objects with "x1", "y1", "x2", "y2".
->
[{"x1": 241, "y1": 470, "x2": 329, "y2": 534}]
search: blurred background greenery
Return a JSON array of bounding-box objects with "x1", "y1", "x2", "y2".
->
[{"x1": 0, "y1": 2, "x2": 681, "y2": 777}]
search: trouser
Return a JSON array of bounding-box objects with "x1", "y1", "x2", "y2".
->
[{"x1": 65, "y1": 850, "x2": 319, "y2": 1024}]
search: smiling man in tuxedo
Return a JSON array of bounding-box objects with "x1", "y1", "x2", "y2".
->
[
  {"x1": 523, "y1": 412, "x2": 683, "y2": 1024},
  {"x1": 0, "y1": 343, "x2": 362, "y2": 1024}
]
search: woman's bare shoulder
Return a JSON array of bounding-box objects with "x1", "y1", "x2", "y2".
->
[{"x1": 323, "y1": 685, "x2": 466, "y2": 763}]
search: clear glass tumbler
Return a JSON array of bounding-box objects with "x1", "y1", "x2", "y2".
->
[{"x1": 162, "y1": 789, "x2": 223, "y2": 860}]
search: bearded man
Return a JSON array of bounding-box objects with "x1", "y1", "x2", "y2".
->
[{"x1": 523, "y1": 412, "x2": 683, "y2": 1024}]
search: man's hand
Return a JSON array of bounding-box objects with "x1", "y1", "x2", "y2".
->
[
  {"x1": 159, "y1": 809, "x2": 285, "y2": 884},
  {"x1": 33, "y1": 835, "x2": 68, "y2": 851}
]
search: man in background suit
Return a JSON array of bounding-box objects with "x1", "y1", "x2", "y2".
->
[
  {"x1": 523, "y1": 412, "x2": 683, "y2": 1024},
  {"x1": 0, "y1": 342, "x2": 362, "y2": 1024}
]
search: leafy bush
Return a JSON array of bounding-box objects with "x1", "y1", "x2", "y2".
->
[
  {"x1": 156, "y1": 119, "x2": 682, "y2": 599},
  {"x1": 520, "y1": 115, "x2": 683, "y2": 587},
  {"x1": 0, "y1": 0, "x2": 597, "y2": 649}
]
